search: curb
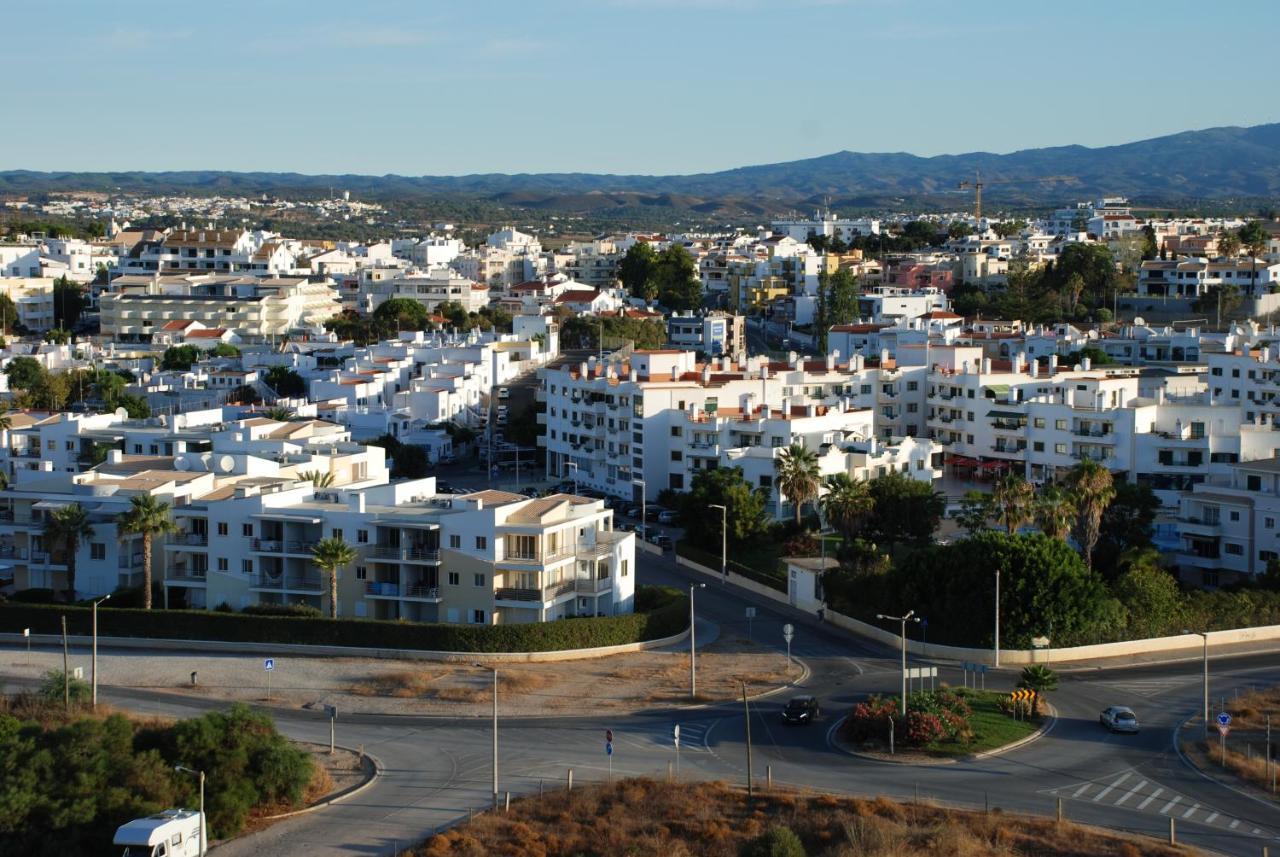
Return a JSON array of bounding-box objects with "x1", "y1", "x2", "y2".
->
[
  {"x1": 665, "y1": 655, "x2": 813, "y2": 713},
  {"x1": 262, "y1": 744, "x2": 382, "y2": 821},
  {"x1": 1173, "y1": 713, "x2": 1280, "y2": 815},
  {"x1": 826, "y1": 702, "x2": 1056, "y2": 766}
]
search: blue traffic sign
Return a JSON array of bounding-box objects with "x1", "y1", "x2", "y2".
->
[
  {"x1": 1217, "y1": 712, "x2": 1232, "y2": 727},
  {"x1": 264, "y1": 658, "x2": 275, "y2": 672},
  {"x1": 605, "y1": 741, "x2": 613, "y2": 756}
]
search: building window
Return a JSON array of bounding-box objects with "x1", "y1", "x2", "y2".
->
[
  {"x1": 217, "y1": 557, "x2": 228, "y2": 571},
  {"x1": 1230, "y1": 511, "x2": 1240, "y2": 522},
  {"x1": 1033, "y1": 441, "x2": 1045, "y2": 452},
  {"x1": 1267, "y1": 518, "x2": 1276, "y2": 530},
  {"x1": 474, "y1": 573, "x2": 486, "y2": 587},
  {"x1": 332, "y1": 528, "x2": 343, "y2": 540},
  {"x1": 670, "y1": 426, "x2": 682, "y2": 437},
  {"x1": 449, "y1": 534, "x2": 461, "y2": 549},
  {"x1": 670, "y1": 451, "x2": 682, "y2": 462},
  {"x1": 355, "y1": 565, "x2": 367, "y2": 580},
  {"x1": 217, "y1": 522, "x2": 228, "y2": 536},
  {"x1": 1033, "y1": 418, "x2": 1045, "y2": 429},
  {"x1": 475, "y1": 536, "x2": 487, "y2": 550},
  {"x1": 1055, "y1": 419, "x2": 1067, "y2": 431},
  {"x1": 242, "y1": 559, "x2": 253, "y2": 573},
  {"x1": 966, "y1": 434, "x2": 974, "y2": 445},
  {"x1": 472, "y1": 609, "x2": 486, "y2": 624},
  {"x1": 1249, "y1": 475, "x2": 1263, "y2": 491},
  {"x1": 242, "y1": 523, "x2": 253, "y2": 537},
  {"x1": 90, "y1": 543, "x2": 105, "y2": 560},
  {"x1": 1225, "y1": 543, "x2": 1243, "y2": 556},
  {"x1": 1055, "y1": 443, "x2": 1067, "y2": 454},
  {"x1": 357, "y1": 529, "x2": 368, "y2": 543}
]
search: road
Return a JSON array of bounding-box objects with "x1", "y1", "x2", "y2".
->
[{"x1": 62, "y1": 548, "x2": 1280, "y2": 856}]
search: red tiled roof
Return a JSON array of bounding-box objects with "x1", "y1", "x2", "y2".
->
[
  {"x1": 187, "y1": 328, "x2": 228, "y2": 339},
  {"x1": 161, "y1": 320, "x2": 195, "y2": 331},
  {"x1": 553, "y1": 290, "x2": 602, "y2": 304}
]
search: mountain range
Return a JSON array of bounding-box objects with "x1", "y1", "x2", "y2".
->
[{"x1": 3, "y1": 123, "x2": 1279, "y2": 216}]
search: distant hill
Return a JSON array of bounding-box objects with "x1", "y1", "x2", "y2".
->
[{"x1": 4, "y1": 123, "x2": 1279, "y2": 215}]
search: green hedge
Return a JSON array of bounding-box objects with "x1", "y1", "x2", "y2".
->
[
  {"x1": 675, "y1": 542, "x2": 787, "y2": 593},
  {"x1": 0, "y1": 587, "x2": 688, "y2": 653}
]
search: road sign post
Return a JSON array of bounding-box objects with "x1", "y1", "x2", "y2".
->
[
  {"x1": 782, "y1": 624, "x2": 794, "y2": 668},
  {"x1": 264, "y1": 658, "x2": 275, "y2": 701},
  {"x1": 1218, "y1": 711, "x2": 1231, "y2": 766},
  {"x1": 673, "y1": 724, "x2": 680, "y2": 780},
  {"x1": 325, "y1": 705, "x2": 337, "y2": 755},
  {"x1": 23, "y1": 628, "x2": 30, "y2": 666},
  {"x1": 605, "y1": 728, "x2": 614, "y2": 781},
  {"x1": 745, "y1": 607, "x2": 756, "y2": 642}
]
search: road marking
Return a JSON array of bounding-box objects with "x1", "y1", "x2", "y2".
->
[
  {"x1": 1159, "y1": 796, "x2": 1180, "y2": 815},
  {"x1": 1093, "y1": 773, "x2": 1130, "y2": 802},
  {"x1": 1182, "y1": 803, "x2": 1199, "y2": 819},
  {"x1": 1136, "y1": 787, "x2": 1163, "y2": 810},
  {"x1": 1072, "y1": 782, "x2": 1093, "y2": 798},
  {"x1": 1113, "y1": 780, "x2": 1146, "y2": 806},
  {"x1": 1253, "y1": 828, "x2": 1261, "y2": 835},
  {"x1": 1204, "y1": 811, "x2": 1220, "y2": 824},
  {"x1": 1230, "y1": 819, "x2": 1241, "y2": 830}
]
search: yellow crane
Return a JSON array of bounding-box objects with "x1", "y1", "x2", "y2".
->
[{"x1": 957, "y1": 172, "x2": 1075, "y2": 220}]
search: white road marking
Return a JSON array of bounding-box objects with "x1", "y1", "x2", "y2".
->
[
  {"x1": 1072, "y1": 782, "x2": 1093, "y2": 798},
  {"x1": 1252, "y1": 828, "x2": 1261, "y2": 835},
  {"x1": 1230, "y1": 819, "x2": 1241, "y2": 830},
  {"x1": 1159, "y1": 796, "x2": 1180, "y2": 815},
  {"x1": 1093, "y1": 773, "x2": 1130, "y2": 802},
  {"x1": 1182, "y1": 803, "x2": 1199, "y2": 819},
  {"x1": 1204, "y1": 811, "x2": 1220, "y2": 824},
  {"x1": 1136, "y1": 788, "x2": 1163, "y2": 810},
  {"x1": 1114, "y1": 780, "x2": 1146, "y2": 806}
]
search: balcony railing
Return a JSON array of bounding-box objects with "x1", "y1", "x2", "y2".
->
[
  {"x1": 117, "y1": 553, "x2": 144, "y2": 569},
  {"x1": 251, "y1": 573, "x2": 323, "y2": 591},
  {"x1": 1073, "y1": 428, "x2": 1112, "y2": 438},
  {"x1": 0, "y1": 545, "x2": 27, "y2": 559},
  {"x1": 172, "y1": 533, "x2": 209, "y2": 546},
  {"x1": 495, "y1": 586, "x2": 540, "y2": 602},
  {"x1": 167, "y1": 567, "x2": 207, "y2": 582},
  {"x1": 575, "y1": 576, "x2": 612, "y2": 594},
  {"x1": 251, "y1": 538, "x2": 313, "y2": 554}
]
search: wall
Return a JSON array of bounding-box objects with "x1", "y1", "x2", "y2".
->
[{"x1": 675, "y1": 555, "x2": 789, "y2": 605}]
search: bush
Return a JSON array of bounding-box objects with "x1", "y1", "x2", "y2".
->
[
  {"x1": 634, "y1": 584, "x2": 682, "y2": 613},
  {"x1": 742, "y1": 825, "x2": 807, "y2": 857},
  {"x1": 841, "y1": 694, "x2": 899, "y2": 743},
  {"x1": 902, "y1": 711, "x2": 945, "y2": 746},
  {"x1": 0, "y1": 585, "x2": 688, "y2": 654},
  {"x1": 6, "y1": 588, "x2": 58, "y2": 604},
  {"x1": 38, "y1": 669, "x2": 91, "y2": 706},
  {"x1": 243, "y1": 602, "x2": 324, "y2": 618}
]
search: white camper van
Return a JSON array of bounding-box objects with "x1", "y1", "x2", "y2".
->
[{"x1": 113, "y1": 809, "x2": 205, "y2": 857}]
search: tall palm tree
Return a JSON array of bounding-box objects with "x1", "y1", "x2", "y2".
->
[
  {"x1": 775, "y1": 444, "x2": 820, "y2": 527},
  {"x1": 116, "y1": 494, "x2": 177, "y2": 610},
  {"x1": 1239, "y1": 221, "x2": 1271, "y2": 297},
  {"x1": 991, "y1": 472, "x2": 1035, "y2": 535},
  {"x1": 1065, "y1": 459, "x2": 1115, "y2": 569},
  {"x1": 44, "y1": 503, "x2": 95, "y2": 602},
  {"x1": 298, "y1": 470, "x2": 335, "y2": 488},
  {"x1": 311, "y1": 537, "x2": 357, "y2": 619},
  {"x1": 1034, "y1": 485, "x2": 1075, "y2": 541},
  {"x1": 819, "y1": 473, "x2": 873, "y2": 540}
]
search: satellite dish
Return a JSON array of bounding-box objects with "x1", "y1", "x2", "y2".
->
[
  {"x1": 1133, "y1": 316, "x2": 1145, "y2": 326},
  {"x1": 217, "y1": 455, "x2": 236, "y2": 474},
  {"x1": 174, "y1": 455, "x2": 191, "y2": 471}
]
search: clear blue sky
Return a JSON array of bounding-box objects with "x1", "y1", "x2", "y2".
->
[{"x1": 4, "y1": 0, "x2": 1277, "y2": 176}]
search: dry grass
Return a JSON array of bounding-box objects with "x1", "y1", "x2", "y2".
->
[
  {"x1": 1182, "y1": 739, "x2": 1278, "y2": 800},
  {"x1": 349, "y1": 670, "x2": 443, "y2": 698},
  {"x1": 411, "y1": 778, "x2": 1192, "y2": 857},
  {"x1": 1220, "y1": 686, "x2": 1280, "y2": 731}
]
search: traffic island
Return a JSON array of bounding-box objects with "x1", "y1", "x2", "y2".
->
[
  {"x1": 1177, "y1": 685, "x2": 1280, "y2": 805},
  {"x1": 831, "y1": 687, "x2": 1051, "y2": 763}
]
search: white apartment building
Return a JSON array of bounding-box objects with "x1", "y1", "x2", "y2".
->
[
  {"x1": 359, "y1": 267, "x2": 490, "y2": 315},
  {"x1": 116, "y1": 229, "x2": 298, "y2": 277},
  {"x1": 856, "y1": 287, "x2": 949, "y2": 323},
  {"x1": 1177, "y1": 459, "x2": 1280, "y2": 586},
  {"x1": 1137, "y1": 257, "x2": 1280, "y2": 297},
  {"x1": 771, "y1": 212, "x2": 881, "y2": 242},
  {"x1": 0, "y1": 278, "x2": 56, "y2": 331},
  {"x1": 450, "y1": 227, "x2": 547, "y2": 295}
]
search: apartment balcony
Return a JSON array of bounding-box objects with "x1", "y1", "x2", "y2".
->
[
  {"x1": 575, "y1": 576, "x2": 613, "y2": 595},
  {"x1": 166, "y1": 567, "x2": 208, "y2": 585},
  {"x1": 166, "y1": 533, "x2": 209, "y2": 548},
  {"x1": 1177, "y1": 517, "x2": 1221, "y2": 537},
  {"x1": 250, "y1": 573, "x2": 323, "y2": 592},
  {"x1": 364, "y1": 580, "x2": 442, "y2": 601},
  {"x1": 251, "y1": 538, "x2": 314, "y2": 556},
  {"x1": 0, "y1": 545, "x2": 27, "y2": 559},
  {"x1": 117, "y1": 552, "x2": 144, "y2": 570},
  {"x1": 1072, "y1": 451, "x2": 1114, "y2": 463},
  {"x1": 29, "y1": 551, "x2": 66, "y2": 569},
  {"x1": 1073, "y1": 428, "x2": 1113, "y2": 438},
  {"x1": 991, "y1": 421, "x2": 1026, "y2": 432},
  {"x1": 495, "y1": 579, "x2": 578, "y2": 605},
  {"x1": 369, "y1": 545, "x2": 440, "y2": 562}
]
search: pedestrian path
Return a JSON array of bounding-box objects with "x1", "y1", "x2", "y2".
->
[{"x1": 1042, "y1": 769, "x2": 1278, "y2": 841}]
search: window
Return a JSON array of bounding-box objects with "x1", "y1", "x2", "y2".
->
[
  {"x1": 65, "y1": 440, "x2": 74, "y2": 451},
  {"x1": 621, "y1": 559, "x2": 629, "y2": 577},
  {"x1": 47, "y1": 440, "x2": 56, "y2": 450},
  {"x1": 90, "y1": 543, "x2": 106, "y2": 560},
  {"x1": 1055, "y1": 443, "x2": 1068, "y2": 454},
  {"x1": 474, "y1": 573, "x2": 486, "y2": 587},
  {"x1": 355, "y1": 565, "x2": 367, "y2": 580},
  {"x1": 1033, "y1": 441, "x2": 1045, "y2": 452},
  {"x1": 966, "y1": 434, "x2": 974, "y2": 445},
  {"x1": 242, "y1": 523, "x2": 253, "y2": 537},
  {"x1": 1225, "y1": 543, "x2": 1243, "y2": 556},
  {"x1": 217, "y1": 557, "x2": 228, "y2": 571},
  {"x1": 759, "y1": 474, "x2": 772, "y2": 488},
  {"x1": 1055, "y1": 419, "x2": 1067, "y2": 431},
  {"x1": 448, "y1": 572, "x2": 460, "y2": 586},
  {"x1": 217, "y1": 522, "x2": 228, "y2": 536},
  {"x1": 475, "y1": 536, "x2": 487, "y2": 550},
  {"x1": 1229, "y1": 511, "x2": 1240, "y2": 522},
  {"x1": 670, "y1": 450, "x2": 682, "y2": 461},
  {"x1": 331, "y1": 528, "x2": 343, "y2": 540},
  {"x1": 357, "y1": 529, "x2": 368, "y2": 543},
  {"x1": 860, "y1": 384, "x2": 871, "y2": 395},
  {"x1": 1248, "y1": 475, "x2": 1263, "y2": 492},
  {"x1": 449, "y1": 534, "x2": 461, "y2": 549},
  {"x1": 1262, "y1": 550, "x2": 1279, "y2": 563},
  {"x1": 669, "y1": 473, "x2": 684, "y2": 490},
  {"x1": 472, "y1": 609, "x2": 486, "y2": 624},
  {"x1": 1267, "y1": 518, "x2": 1276, "y2": 530},
  {"x1": 242, "y1": 559, "x2": 253, "y2": 573},
  {"x1": 670, "y1": 426, "x2": 682, "y2": 437},
  {"x1": 907, "y1": 381, "x2": 918, "y2": 391},
  {"x1": 1033, "y1": 418, "x2": 1045, "y2": 429}
]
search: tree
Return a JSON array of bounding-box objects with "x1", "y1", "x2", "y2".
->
[
  {"x1": 265, "y1": 406, "x2": 297, "y2": 422},
  {"x1": 1065, "y1": 459, "x2": 1115, "y2": 569},
  {"x1": 1112, "y1": 549, "x2": 1185, "y2": 639},
  {"x1": 618, "y1": 241, "x2": 658, "y2": 301},
  {"x1": 682, "y1": 466, "x2": 768, "y2": 544},
  {"x1": 160, "y1": 345, "x2": 200, "y2": 371},
  {"x1": 44, "y1": 502, "x2": 94, "y2": 601},
  {"x1": 372, "y1": 297, "x2": 429, "y2": 331},
  {"x1": 816, "y1": 267, "x2": 860, "y2": 350},
  {"x1": 1239, "y1": 220, "x2": 1272, "y2": 295},
  {"x1": 4, "y1": 356, "x2": 45, "y2": 390},
  {"x1": 955, "y1": 490, "x2": 991, "y2": 537},
  {"x1": 211, "y1": 342, "x2": 241, "y2": 358},
  {"x1": 43, "y1": 327, "x2": 70, "y2": 345},
  {"x1": 1093, "y1": 481, "x2": 1159, "y2": 577},
  {"x1": 311, "y1": 537, "x2": 357, "y2": 618},
  {"x1": 819, "y1": 473, "x2": 873, "y2": 540},
  {"x1": 1218, "y1": 231, "x2": 1242, "y2": 260},
  {"x1": 1034, "y1": 485, "x2": 1075, "y2": 541},
  {"x1": 298, "y1": 470, "x2": 335, "y2": 487},
  {"x1": 116, "y1": 495, "x2": 177, "y2": 610},
  {"x1": 1017, "y1": 664, "x2": 1059, "y2": 715},
  {"x1": 774, "y1": 444, "x2": 820, "y2": 527},
  {"x1": 991, "y1": 473, "x2": 1035, "y2": 535},
  {"x1": 864, "y1": 471, "x2": 945, "y2": 552},
  {"x1": 265, "y1": 366, "x2": 307, "y2": 398},
  {"x1": 1140, "y1": 224, "x2": 1159, "y2": 260},
  {"x1": 652, "y1": 245, "x2": 703, "y2": 311},
  {"x1": 52, "y1": 276, "x2": 87, "y2": 329},
  {"x1": 228, "y1": 384, "x2": 261, "y2": 405},
  {"x1": 743, "y1": 826, "x2": 807, "y2": 857},
  {"x1": 0, "y1": 292, "x2": 19, "y2": 334}
]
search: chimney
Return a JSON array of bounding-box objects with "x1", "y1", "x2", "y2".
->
[
  {"x1": 1082, "y1": 356, "x2": 1092, "y2": 371},
  {"x1": 781, "y1": 396, "x2": 791, "y2": 416},
  {"x1": 702, "y1": 366, "x2": 712, "y2": 384},
  {"x1": 981, "y1": 357, "x2": 992, "y2": 374},
  {"x1": 579, "y1": 361, "x2": 588, "y2": 377},
  {"x1": 629, "y1": 369, "x2": 637, "y2": 382},
  {"x1": 670, "y1": 367, "x2": 678, "y2": 381},
  {"x1": 721, "y1": 355, "x2": 731, "y2": 372},
  {"x1": 108, "y1": 449, "x2": 124, "y2": 464},
  {"x1": 880, "y1": 348, "x2": 890, "y2": 365},
  {"x1": 1049, "y1": 354, "x2": 1059, "y2": 373},
  {"x1": 826, "y1": 352, "x2": 836, "y2": 370}
]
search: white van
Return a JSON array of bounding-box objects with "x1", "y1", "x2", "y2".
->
[{"x1": 114, "y1": 809, "x2": 205, "y2": 857}]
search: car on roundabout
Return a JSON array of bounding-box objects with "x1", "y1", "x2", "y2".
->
[
  {"x1": 1099, "y1": 705, "x2": 1140, "y2": 733},
  {"x1": 781, "y1": 696, "x2": 821, "y2": 725}
]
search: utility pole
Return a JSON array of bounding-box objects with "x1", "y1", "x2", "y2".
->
[
  {"x1": 742, "y1": 681, "x2": 754, "y2": 798},
  {"x1": 709, "y1": 503, "x2": 727, "y2": 581},
  {"x1": 877, "y1": 610, "x2": 919, "y2": 714},
  {"x1": 61, "y1": 615, "x2": 70, "y2": 713},
  {"x1": 994, "y1": 568, "x2": 1001, "y2": 668}
]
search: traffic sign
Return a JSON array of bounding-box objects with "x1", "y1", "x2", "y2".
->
[
  {"x1": 22, "y1": 628, "x2": 29, "y2": 637},
  {"x1": 1217, "y1": 712, "x2": 1232, "y2": 727},
  {"x1": 1218, "y1": 724, "x2": 1231, "y2": 737},
  {"x1": 745, "y1": 607, "x2": 756, "y2": 619},
  {"x1": 782, "y1": 623, "x2": 794, "y2": 643},
  {"x1": 672, "y1": 725, "x2": 680, "y2": 747},
  {"x1": 264, "y1": 658, "x2": 275, "y2": 672},
  {"x1": 605, "y1": 741, "x2": 613, "y2": 756},
  {"x1": 605, "y1": 729, "x2": 613, "y2": 743}
]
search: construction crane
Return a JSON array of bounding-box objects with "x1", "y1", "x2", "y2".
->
[{"x1": 957, "y1": 172, "x2": 1074, "y2": 220}]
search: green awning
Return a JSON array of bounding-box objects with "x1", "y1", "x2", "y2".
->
[
  {"x1": 987, "y1": 410, "x2": 1025, "y2": 421},
  {"x1": 986, "y1": 384, "x2": 1011, "y2": 395}
]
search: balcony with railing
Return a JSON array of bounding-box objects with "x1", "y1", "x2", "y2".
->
[
  {"x1": 250, "y1": 573, "x2": 323, "y2": 592},
  {"x1": 167, "y1": 566, "x2": 208, "y2": 584},
  {"x1": 167, "y1": 532, "x2": 209, "y2": 548},
  {"x1": 369, "y1": 545, "x2": 441, "y2": 562},
  {"x1": 575, "y1": 575, "x2": 613, "y2": 594},
  {"x1": 117, "y1": 552, "x2": 144, "y2": 569},
  {"x1": 251, "y1": 538, "x2": 314, "y2": 555},
  {"x1": 1177, "y1": 516, "x2": 1221, "y2": 537},
  {"x1": 0, "y1": 544, "x2": 28, "y2": 560}
]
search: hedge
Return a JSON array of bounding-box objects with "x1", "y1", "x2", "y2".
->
[{"x1": 0, "y1": 586, "x2": 688, "y2": 654}]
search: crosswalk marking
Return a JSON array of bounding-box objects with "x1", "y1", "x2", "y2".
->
[
  {"x1": 1136, "y1": 788, "x2": 1162, "y2": 810},
  {"x1": 1230, "y1": 819, "x2": 1241, "y2": 830},
  {"x1": 1093, "y1": 773, "x2": 1130, "y2": 802},
  {"x1": 1114, "y1": 780, "x2": 1146, "y2": 806},
  {"x1": 1204, "y1": 811, "x2": 1220, "y2": 824},
  {"x1": 1072, "y1": 782, "x2": 1093, "y2": 798},
  {"x1": 1159, "y1": 796, "x2": 1180, "y2": 815},
  {"x1": 1182, "y1": 803, "x2": 1199, "y2": 819}
]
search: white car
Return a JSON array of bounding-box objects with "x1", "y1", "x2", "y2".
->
[
  {"x1": 1099, "y1": 706, "x2": 1140, "y2": 733},
  {"x1": 498, "y1": 387, "x2": 510, "y2": 400}
]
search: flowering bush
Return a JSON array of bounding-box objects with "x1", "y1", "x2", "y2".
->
[
  {"x1": 841, "y1": 694, "x2": 899, "y2": 743},
  {"x1": 902, "y1": 710, "x2": 945, "y2": 746}
]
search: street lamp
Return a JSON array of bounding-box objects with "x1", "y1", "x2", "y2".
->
[
  {"x1": 877, "y1": 610, "x2": 920, "y2": 714},
  {"x1": 689, "y1": 583, "x2": 706, "y2": 699},
  {"x1": 1183, "y1": 630, "x2": 1209, "y2": 737},
  {"x1": 632, "y1": 478, "x2": 646, "y2": 542},
  {"x1": 708, "y1": 503, "x2": 727, "y2": 581},
  {"x1": 993, "y1": 568, "x2": 1000, "y2": 668},
  {"x1": 474, "y1": 663, "x2": 498, "y2": 808},
  {"x1": 174, "y1": 765, "x2": 206, "y2": 857},
  {"x1": 92, "y1": 593, "x2": 110, "y2": 709}
]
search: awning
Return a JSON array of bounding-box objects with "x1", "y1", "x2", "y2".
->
[
  {"x1": 986, "y1": 410, "x2": 1025, "y2": 421},
  {"x1": 986, "y1": 384, "x2": 1011, "y2": 395},
  {"x1": 948, "y1": 455, "x2": 980, "y2": 467},
  {"x1": 32, "y1": 500, "x2": 73, "y2": 511}
]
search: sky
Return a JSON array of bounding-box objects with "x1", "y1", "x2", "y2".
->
[{"x1": 3, "y1": 0, "x2": 1278, "y2": 176}]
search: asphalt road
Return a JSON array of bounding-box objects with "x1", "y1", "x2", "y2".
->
[{"x1": 42, "y1": 548, "x2": 1280, "y2": 856}]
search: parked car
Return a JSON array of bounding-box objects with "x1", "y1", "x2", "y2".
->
[
  {"x1": 1099, "y1": 706, "x2": 1140, "y2": 733},
  {"x1": 623, "y1": 505, "x2": 642, "y2": 519},
  {"x1": 497, "y1": 387, "x2": 510, "y2": 399},
  {"x1": 657, "y1": 509, "x2": 679, "y2": 524},
  {"x1": 438, "y1": 455, "x2": 456, "y2": 466},
  {"x1": 655, "y1": 535, "x2": 673, "y2": 549},
  {"x1": 617, "y1": 522, "x2": 636, "y2": 533},
  {"x1": 436, "y1": 481, "x2": 457, "y2": 494},
  {"x1": 781, "y1": 696, "x2": 821, "y2": 725}
]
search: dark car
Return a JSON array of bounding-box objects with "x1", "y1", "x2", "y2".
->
[
  {"x1": 623, "y1": 505, "x2": 642, "y2": 519},
  {"x1": 781, "y1": 696, "x2": 820, "y2": 725}
]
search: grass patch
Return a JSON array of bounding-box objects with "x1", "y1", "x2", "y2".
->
[
  {"x1": 841, "y1": 689, "x2": 1041, "y2": 759},
  {"x1": 350, "y1": 670, "x2": 442, "y2": 698},
  {"x1": 943, "y1": 690, "x2": 1041, "y2": 757},
  {"x1": 412, "y1": 777, "x2": 1190, "y2": 857}
]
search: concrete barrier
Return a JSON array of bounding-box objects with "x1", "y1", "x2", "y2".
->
[
  {"x1": 0, "y1": 625, "x2": 690, "y2": 664},
  {"x1": 676, "y1": 555, "x2": 790, "y2": 606}
]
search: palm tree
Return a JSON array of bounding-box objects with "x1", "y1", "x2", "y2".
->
[
  {"x1": 311, "y1": 537, "x2": 357, "y2": 619},
  {"x1": 1034, "y1": 485, "x2": 1075, "y2": 541},
  {"x1": 265, "y1": 406, "x2": 297, "y2": 422},
  {"x1": 775, "y1": 444, "x2": 821, "y2": 527},
  {"x1": 298, "y1": 470, "x2": 335, "y2": 488},
  {"x1": 1017, "y1": 664, "x2": 1059, "y2": 716},
  {"x1": 0, "y1": 413, "x2": 11, "y2": 431},
  {"x1": 1217, "y1": 231, "x2": 1241, "y2": 261},
  {"x1": 44, "y1": 503, "x2": 95, "y2": 602},
  {"x1": 991, "y1": 473, "x2": 1035, "y2": 535},
  {"x1": 1065, "y1": 459, "x2": 1115, "y2": 569},
  {"x1": 819, "y1": 473, "x2": 873, "y2": 540},
  {"x1": 1239, "y1": 221, "x2": 1271, "y2": 297},
  {"x1": 116, "y1": 495, "x2": 177, "y2": 610}
]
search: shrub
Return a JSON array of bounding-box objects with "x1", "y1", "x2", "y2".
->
[
  {"x1": 7, "y1": 588, "x2": 58, "y2": 604},
  {"x1": 902, "y1": 711, "x2": 945, "y2": 746},
  {"x1": 243, "y1": 602, "x2": 324, "y2": 618},
  {"x1": 38, "y1": 669, "x2": 92, "y2": 707},
  {"x1": 634, "y1": 584, "x2": 682, "y2": 613},
  {"x1": 841, "y1": 694, "x2": 899, "y2": 743},
  {"x1": 742, "y1": 825, "x2": 807, "y2": 857}
]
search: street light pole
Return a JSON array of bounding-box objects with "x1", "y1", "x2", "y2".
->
[
  {"x1": 994, "y1": 568, "x2": 1000, "y2": 668},
  {"x1": 1184, "y1": 630, "x2": 1209, "y2": 737},
  {"x1": 709, "y1": 503, "x2": 727, "y2": 581},
  {"x1": 92, "y1": 593, "x2": 110, "y2": 709},
  {"x1": 174, "y1": 765, "x2": 206, "y2": 857},
  {"x1": 877, "y1": 610, "x2": 919, "y2": 715},
  {"x1": 474, "y1": 663, "x2": 498, "y2": 808},
  {"x1": 689, "y1": 583, "x2": 705, "y2": 699}
]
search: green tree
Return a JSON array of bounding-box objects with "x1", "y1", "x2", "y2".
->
[
  {"x1": 52, "y1": 276, "x2": 87, "y2": 329},
  {"x1": 1017, "y1": 664, "x2": 1059, "y2": 715},
  {"x1": 743, "y1": 825, "x2": 807, "y2": 857},
  {"x1": 955, "y1": 490, "x2": 991, "y2": 537},
  {"x1": 618, "y1": 241, "x2": 658, "y2": 301},
  {"x1": 864, "y1": 472, "x2": 945, "y2": 552},
  {"x1": 653, "y1": 245, "x2": 703, "y2": 311},
  {"x1": 297, "y1": 469, "x2": 335, "y2": 487},
  {"x1": 1094, "y1": 481, "x2": 1159, "y2": 577},
  {"x1": 160, "y1": 345, "x2": 200, "y2": 371},
  {"x1": 991, "y1": 473, "x2": 1035, "y2": 535},
  {"x1": 1217, "y1": 231, "x2": 1241, "y2": 260},
  {"x1": 372, "y1": 297, "x2": 429, "y2": 330},
  {"x1": 819, "y1": 473, "x2": 873, "y2": 540},
  {"x1": 561, "y1": 315, "x2": 667, "y2": 350},
  {"x1": 0, "y1": 292, "x2": 18, "y2": 333},
  {"x1": 1112, "y1": 549, "x2": 1185, "y2": 638},
  {"x1": 211, "y1": 342, "x2": 241, "y2": 357},
  {"x1": 1140, "y1": 224, "x2": 1159, "y2": 260},
  {"x1": 265, "y1": 366, "x2": 307, "y2": 398},
  {"x1": 311, "y1": 537, "x2": 357, "y2": 618},
  {"x1": 816, "y1": 267, "x2": 860, "y2": 350},
  {"x1": 1065, "y1": 459, "x2": 1115, "y2": 569},
  {"x1": 5, "y1": 356, "x2": 45, "y2": 390},
  {"x1": 265, "y1": 406, "x2": 297, "y2": 421},
  {"x1": 43, "y1": 327, "x2": 70, "y2": 345},
  {"x1": 44, "y1": 502, "x2": 95, "y2": 601},
  {"x1": 682, "y1": 465, "x2": 768, "y2": 544},
  {"x1": 1034, "y1": 485, "x2": 1075, "y2": 541},
  {"x1": 774, "y1": 444, "x2": 820, "y2": 527},
  {"x1": 116, "y1": 495, "x2": 178, "y2": 610},
  {"x1": 1238, "y1": 220, "x2": 1271, "y2": 295}
]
